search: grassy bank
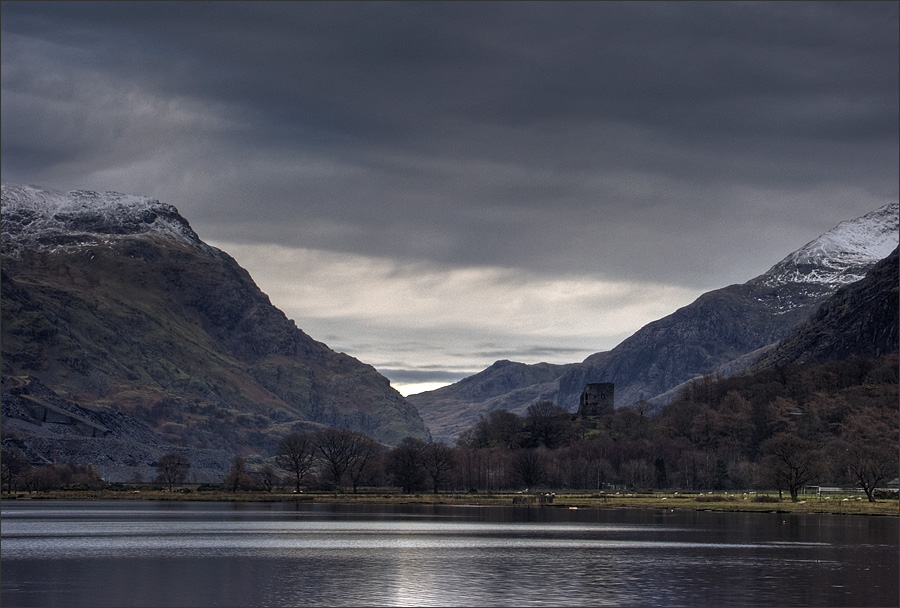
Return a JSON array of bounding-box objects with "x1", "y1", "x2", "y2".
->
[{"x1": 3, "y1": 489, "x2": 897, "y2": 516}]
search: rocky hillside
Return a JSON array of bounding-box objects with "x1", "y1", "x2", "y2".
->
[
  {"x1": 751, "y1": 247, "x2": 899, "y2": 369},
  {"x1": 410, "y1": 202, "x2": 899, "y2": 443},
  {"x1": 406, "y1": 360, "x2": 576, "y2": 444},
  {"x1": 1, "y1": 183, "x2": 428, "y2": 480}
]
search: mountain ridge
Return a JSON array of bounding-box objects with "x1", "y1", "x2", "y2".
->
[
  {"x1": 752, "y1": 202, "x2": 898, "y2": 288},
  {"x1": 1, "y1": 182, "x2": 429, "y2": 480},
  {"x1": 410, "y1": 202, "x2": 899, "y2": 444},
  {"x1": 1, "y1": 182, "x2": 205, "y2": 255},
  {"x1": 751, "y1": 246, "x2": 899, "y2": 370}
]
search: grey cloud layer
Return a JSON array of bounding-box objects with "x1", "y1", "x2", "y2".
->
[{"x1": 2, "y1": 1, "x2": 898, "y2": 289}]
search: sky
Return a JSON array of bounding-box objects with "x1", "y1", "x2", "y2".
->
[{"x1": 2, "y1": 1, "x2": 898, "y2": 396}]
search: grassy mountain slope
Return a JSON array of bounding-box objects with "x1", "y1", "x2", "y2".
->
[
  {"x1": 409, "y1": 360, "x2": 576, "y2": 444},
  {"x1": 1, "y1": 184, "x2": 428, "y2": 479},
  {"x1": 554, "y1": 280, "x2": 828, "y2": 409}
]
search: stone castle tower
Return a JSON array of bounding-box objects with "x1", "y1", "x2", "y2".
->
[{"x1": 577, "y1": 382, "x2": 614, "y2": 417}]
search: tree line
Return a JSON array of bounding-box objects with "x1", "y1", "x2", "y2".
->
[
  {"x1": 441, "y1": 353, "x2": 897, "y2": 501},
  {"x1": 3, "y1": 353, "x2": 896, "y2": 502},
  {"x1": 151, "y1": 351, "x2": 900, "y2": 501}
]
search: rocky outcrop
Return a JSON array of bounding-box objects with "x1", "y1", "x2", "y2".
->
[{"x1": 1, "y1": 376, "x2": 233, "y2": 482}]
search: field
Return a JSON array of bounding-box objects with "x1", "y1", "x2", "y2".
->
[{"x1": 4, "y1": 488, "x2": 898, "y2": 516}]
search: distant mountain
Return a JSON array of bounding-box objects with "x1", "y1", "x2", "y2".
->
[
  {"x1": 407, "y1": 360, "x2": 577, "y2": 444},
  {"x1": 410, "y1": 202, "x2": 899, "y2": 443},
  {"x1": 1, "y1": 183, "x2": 428, "y2": 480}
]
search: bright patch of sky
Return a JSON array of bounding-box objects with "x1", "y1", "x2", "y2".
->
[{"x1": 212, "y1": 242, "x2": 701, "y2": 395}]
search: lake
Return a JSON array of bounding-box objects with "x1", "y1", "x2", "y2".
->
[{"x1": 1, "y1": 500, "x2": 897, "y2": 607}]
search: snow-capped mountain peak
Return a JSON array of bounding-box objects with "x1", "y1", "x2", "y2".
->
[
  {"x1": 755, "y1": 201, "x2": 899, "y2": 287},
  {"x1": 1, "y1": 182, "x2": 202, "y2": 255}
]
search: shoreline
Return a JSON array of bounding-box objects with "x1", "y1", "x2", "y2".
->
[{"x1": 3, "y1": 490, "x2": 897, "y2": 516}]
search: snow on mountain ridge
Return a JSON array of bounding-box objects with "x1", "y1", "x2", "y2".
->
[
  {"x1": 756, "y1": 202, "x2": 899, "y2": 287},
  {"x1": 3, "y1": 181, "x2": 896, "y2": 288},
  {"x1": 1, "y1": 182, "x2": 202, "y2": 254}
]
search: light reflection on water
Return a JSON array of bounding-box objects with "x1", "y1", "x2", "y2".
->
[{"x1": 1, "y1": 500, "x2": 897, "y2": 607}]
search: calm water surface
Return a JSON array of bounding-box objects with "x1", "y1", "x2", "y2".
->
[{"x1": 1, "y1": 500, "x2": 897, "y2": 607}]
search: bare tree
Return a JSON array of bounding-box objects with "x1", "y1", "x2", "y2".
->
[
  {"x1": 760, "y1": 433, "x2": 821, "y2": 501},
  {"x1": 225, "y1": 456, "x2": 253, "y2": 492},
  {"x1": 257, "y1": 464, "x2": 278, "y2": 492},
  {"x1": 512, "y1": 448, "x2": 547, "y2": 489},
  {"x1": 386, "y1": 437, "x2": 427, "y2": 493},
  {"x1": 621, "y1": 458, "x2": 655, "y2": 490},
  {"x1": 314, "y1": 428, "x2": 369, "y2": 492},
  {"x1": 465, "y1": 409, "x2": 522, "y2": 449},
  {"x1": 276, "y1": 433, "x2": 316, "y2": 492},
  {"x1": 421, "y1": 442, "x2": 456, "y2": 494},
  {"x1": 29, "y1": 465, "x2": 62, "y2": 492},
  {"x1": 346, "y1": 434, "x2": 383, "y2": 493},
  {"x1": 524, "y1": 401, "x2": 574, "y2": 449},
  {"x1": 154, "y1": 452, "x2": 190, "y2": 491},
  {"x1": 845, "y1": 444, "x2": 897, "y2": 502},
  {"x1": 1, "y1": 445, "x2": 31, "y2": 494}
]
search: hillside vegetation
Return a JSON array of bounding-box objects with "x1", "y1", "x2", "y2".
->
[
  {"x1": 2, "y1": 184, "x2": 428, "y2": 481},
  {"x1": 449, "y1": 352, "x2": 898, "y2": 501},
  {"x1": 6, "y1": 354, "x2": 894, "y2": 504}
]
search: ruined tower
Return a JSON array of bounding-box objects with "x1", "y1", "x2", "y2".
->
[{"x1": 577, "y1": 382, "x2": 614, "y2": 417}]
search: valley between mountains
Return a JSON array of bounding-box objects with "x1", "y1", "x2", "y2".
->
[{"x1": 1, "y1": 182, "x2": 897, "y2": 483}]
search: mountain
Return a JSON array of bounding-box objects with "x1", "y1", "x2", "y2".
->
[
  {"x1": 752, "y1": 203, "x2": 898, "y2": 288},
  {"x1": 407, "y1": 360, "x2": 577, "y2": 444},
  {"x1": 409, "y1": 202, "x2": 899, "y2": 443},
  {"x1": 750, "y1": 246, "x2": 899, "y2": 369},
  {"x1": 1, "y1": 182, "x2": 428, "y2": 480}
]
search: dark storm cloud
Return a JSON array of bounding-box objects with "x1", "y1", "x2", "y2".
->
[{"x1": 2, "y1": 1, "x2": 898, "y2": 289}]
